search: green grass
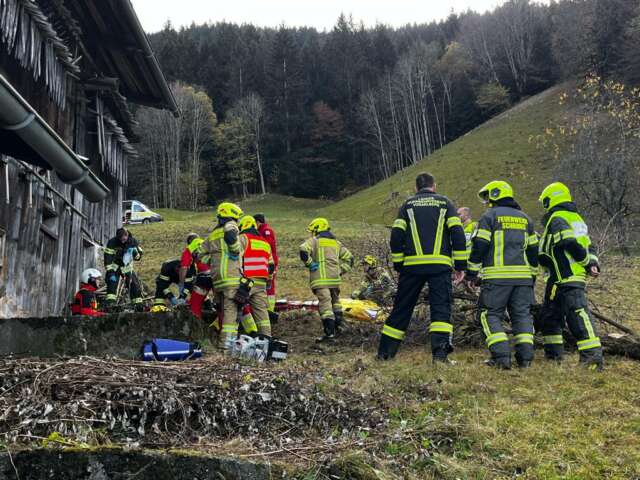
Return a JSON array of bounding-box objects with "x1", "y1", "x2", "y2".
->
[
  {"x1": 322, "y1": 86, "x2": 567, "y2": 225},
  {"x1": 125, "y1": 90, "x2": 640, "y2": 478}
]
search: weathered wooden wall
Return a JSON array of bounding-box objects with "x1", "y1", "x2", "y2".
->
[{"x1": 0, "y1": 44, "x2": 127, "y2": 318}]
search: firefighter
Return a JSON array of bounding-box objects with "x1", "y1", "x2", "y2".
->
[
  {"x1": 103, "y1": 228, "x2": 144, "y2": 310},
  {"x1": 466, "y1": 181, "x2": 539, "y2": 369},
  {"x1": 538, "y1": 182, "x2": 603, "y2": 370},
  {"x1": 255, "y1": 213, "x2": 279, "y2": 316},
  {"x1": 71, "y1": 268, "x2": 105, "y2": 317},
  {"x1": 351, "y1": 255, "x2": 395, "y2": 305},
  {"x1": 153, "y1": 259, "x2": 195, "y2": 307},
  {"x1": 201, "y1": 202, "x2": 244, "y2": 350},
  {"x1": 457, "y1": 206, "x2": 478, "y2": 259},
  {"x1": 179, "y1": 235, "x2": 214, "y2": 318},
  {"x1": 238, "y1": 215, "x2": 275, "y2": 336},
  {"x1": 378, "y1": 173, "x2": 467, "y2": 363},
  {"x1": 299, "y1": 218, "x2": 354, "y2": 341}
]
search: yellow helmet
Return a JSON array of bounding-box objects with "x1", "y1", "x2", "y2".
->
[
  {"x1": 217, "y1": 202, "x2": 243, "y2": 220},
  {"x1": 238, "y1": 215, "x2": 257, "y2": 232},
  {"x1": 307, "y1": 217, "x2": 330, "y2": 235},
  {"x1": 478, "y1": 180, "x2": 514, "y2": 203},
  {"x1": 187, "y1": 237, "x2": 204, "y2": 254},
  {"x1": 151, "y1": 305, "x2": 170, "y2": 313},
  {"x1": 539, "y1": 182, "x2": 572, "y2": 210},
  {"x1": 363, "y1": 255, "x2": 378, "y2": 267}
]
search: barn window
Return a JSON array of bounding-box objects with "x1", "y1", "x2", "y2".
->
[{"x1": 40, "y1": 201, "x2": 59, "y2": 240}]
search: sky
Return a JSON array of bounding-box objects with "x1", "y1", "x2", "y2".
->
[{"x1": 130, "y1": 0, "x2": 510, "y2": 33}]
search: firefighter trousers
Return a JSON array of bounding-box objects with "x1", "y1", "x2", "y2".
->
[
  {"x1": 246, "y1": 283, "x2": 271, "y2": 336},
  {"x1": 477, "y1": 282, "x2": 535, "y2": 367},
  {"x1": 539, "y1": 282, "x2": 603, "y2": 366},
  {"x1": 313, "y1": 288, "x2": 342, "y2": 336},
  {"x1": 153, "y1": 278, "x2": 192, "y2": 306},
  {"x1": 378, "y1": 270, "x2": 453, "y2": 360},
  {"x1": 106, "y1": 269, "x2": 142, "y2": 305}
]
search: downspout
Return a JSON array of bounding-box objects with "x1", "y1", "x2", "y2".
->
[{"x1": 0, "y1": 74, "x2": 109, "y2": 202}]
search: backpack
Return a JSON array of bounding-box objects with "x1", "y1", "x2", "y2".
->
[{"x1": 142, "y1": 338, "x2": 203, "y2": 361}]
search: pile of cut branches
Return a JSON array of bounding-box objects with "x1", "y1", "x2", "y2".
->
[{"x1": 0, "y1": 357, "x2": 386, "y2": 449}]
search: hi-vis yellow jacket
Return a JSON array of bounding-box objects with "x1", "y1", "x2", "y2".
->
[
  {"x1": 300, "y1": 232, "x2": 354, "y2": 289},
  {"x1": 202, "y1": 220, "x2": 242, "y2": 290}
]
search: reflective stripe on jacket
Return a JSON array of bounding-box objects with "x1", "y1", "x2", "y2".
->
[
  {"x1": 240, "y1": 232, "x2": 274, "y2": 285},
  {"x1": 300, "y1": 232, "x2": 353, "y2": 289},
  {"x1": 202, "y1": 221, "x2": 242, "y2": 290},
  {"x1": 390, "y1": 190, "x2": 467, "y2": 274},
  {"x1": 468, "y1": 203, "x2": 538, "y2": 284},
  {"x1": 539, "y1": 206, "x2": 597, "y2": 286}
]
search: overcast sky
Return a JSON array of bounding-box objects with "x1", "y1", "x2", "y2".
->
[{"x1": 131, "y1": 0, "x2": 511, "y2": 33}]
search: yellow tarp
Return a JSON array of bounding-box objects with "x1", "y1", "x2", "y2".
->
[{"x1": 340, "y1": 298, "x2": 387, "y2": 323}]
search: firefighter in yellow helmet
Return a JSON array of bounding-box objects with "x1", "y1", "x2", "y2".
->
[
  {"x1": 351, "y1": 255, "x2": 395, "y2": 305},
  {"x1": 300, "y1": 218, "x2": 354, "y2": 341},
  {"x1": 466, "y1": 181, "x2": 539, "y2": 369},
  {"x1": 237, "y1": 215, "x2": 275, "y2": 337},
  {"x1": 201, "y1": 202, "x2": 245, "y2": 350},
  {"x1": 457, "y1": 206, "x2": 478, "y2": 260},
  {"x1": 538, "y1": 182, "x2": 603, "y2": 370}
]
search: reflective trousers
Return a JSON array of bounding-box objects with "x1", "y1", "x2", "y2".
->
[
  {"x1": 539, "y1": 281, "x2": 603, "y2": 366},
  {"x1": 313, "y1": 288, "x2": 342, "y2": 336},
  {"x1": 378, "y1": 270, "x2": 453, "y2": 360},
  {"x1": 477, "y1": 282, "x2": 535, "y2": 367}
]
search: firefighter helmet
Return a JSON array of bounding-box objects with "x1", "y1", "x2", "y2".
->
[
  {"x1": 80, "y1": 268, "x2": 102, "y2": 285},
  {"x1": 187, "y1": 237, "x2": 204, "y2": 254},
  {"x1": 363, "y1": 255, "x2": 378, "y2": 267},
  {"x1": 238, "y1": 215, "x2": 258, "y2": 232},
  {"x1": 539, "y1": 182, "x2": 572, "y2": 210},
  {"x1": 217, "y1": 202, "x2": 243, "y2": 220},
  {"x1": 186, "y1": 232, "x2": 199, "y2": 245},
  {"x1": 151, "y1": 305, "x2": 170, "y2": 313},
  {"x1": 478, "y1": 180, "x2": 514, "y2": 203},
  {"x1": 307, "y1": 218, "x2": 330, "y2": 235}
]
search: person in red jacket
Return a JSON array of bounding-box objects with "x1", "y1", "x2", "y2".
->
[
  {"x1": 255, "y1": 214, "x2": 278, "y2": 315},
  {"x1": 71, "y1": 268, "x2": 105, "y2": 317}
]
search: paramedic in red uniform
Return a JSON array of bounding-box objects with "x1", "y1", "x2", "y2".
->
[
  {"x1": 71, "y1": 268, "x2": 105, "y2": 317},
  {"x1": 255, "y1": 214, "x2": 278, "y2": 315}
]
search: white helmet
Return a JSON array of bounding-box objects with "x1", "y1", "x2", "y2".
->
[{"x1": 81, "y1": 268, "x2": 102, "y2": 285}]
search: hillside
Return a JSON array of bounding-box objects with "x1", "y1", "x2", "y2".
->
[{"x1": 323, "y1": 86, "x2": 566, "y2": 225}]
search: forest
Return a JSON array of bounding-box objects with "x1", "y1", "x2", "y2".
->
[{"x1": 127, "y1": 0, "x2": 640, "y2": 208}]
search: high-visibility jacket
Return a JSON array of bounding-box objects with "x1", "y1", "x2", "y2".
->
[
  {"x1": 300, "y1": 232, "x2": 354, "y2": 289},
  {"x1": 539, "y1": 203, "x2": 598, "y2": 287},
  {"x1": 240, "y1": 231, "x2": 274, "y2": 286},
  {"x1": 71, "y1": 284, "x2": 104, "y2": 317},
  {"x1": 467, "y1": 200, "x2": 538, "y2": 284},
  {"x1": 180, "y1": 247, "x2": 210, "y2": 273},
  {"x1": 103, "y1": 234, "x2": 143, "y2": 274},
  {"x1": 464, "y1": 221, "x2": 478, "y2": 259},
  {"x1": 390, "y1": 190, "x2": 467, "y2": 274},
  {"x1": 202, "y1": 220, "x2": 242, "y2": 290}
]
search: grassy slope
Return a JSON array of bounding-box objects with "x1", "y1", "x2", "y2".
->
[
  {"x1": 323, "y1": 86, "x2": 565, "y2": 225},
  {"x1": 125, "y1": 91, "x2": 640, "y2": 477}
]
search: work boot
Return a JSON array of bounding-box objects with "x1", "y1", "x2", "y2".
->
[
  {"x1": 579, "y1": 351, "x2": 604, "y2": 371},
  {"x1": 316, "y1": 317, "x2": 336, "y2": 343},
  {"x1": 377, "y1": 334, "x2": 400, "y2": 360},
  {"x1": 484, "y1": 356, "x2": 511, "y2": 370},
  {"x1": 517, "y1": 360, "x2": 532, "y2": 369}
]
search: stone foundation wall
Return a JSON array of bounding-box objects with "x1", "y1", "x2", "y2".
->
[{"x1": 0, "y1": 312, "x2": 212, "y2": 358}]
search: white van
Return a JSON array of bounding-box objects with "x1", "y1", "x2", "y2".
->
[{"x1": 123, "y1": 200, "x2": 163, "y2": 225}]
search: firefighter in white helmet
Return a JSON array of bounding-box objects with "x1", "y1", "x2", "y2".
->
[{"x1": 71, "y1": 268, "x2": 105, "y2": 317}]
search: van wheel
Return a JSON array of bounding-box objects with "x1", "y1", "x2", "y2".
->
[{"x1": 142, "y1": 218, "x2": 150, "y2": 225}]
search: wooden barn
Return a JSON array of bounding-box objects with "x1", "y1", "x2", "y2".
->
[{"x1": 0, "y1": 0, "x2": 177, "y2": 317}]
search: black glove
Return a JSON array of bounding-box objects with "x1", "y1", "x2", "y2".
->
[{"x1": 234, "y1": 277, "x2": 254, "y2": 304}]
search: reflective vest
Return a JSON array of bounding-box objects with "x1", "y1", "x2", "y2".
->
[
  {"x1": 464, "y1": 221, "x2": 478, "y2": 259},
  {"x1": 202, "y1": 222, "x2": 242, "y2": 290},
  {"x1": 241, "y1": 233, "x2": 272, "y2": 285},
  {"x1": 539, "y1": 210, "x2": 595, "y2": 286},
  {"x1": 300, "y1": 234, "x2": 353, "y2": 289}
]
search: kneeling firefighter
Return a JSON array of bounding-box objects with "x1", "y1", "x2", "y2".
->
[
  {"x1": 71, "y1": 268, "x2": 105, "y2": 317},
  {"x1": 299, "y1": 218, "x2": 354, "y2": 341},
  {"x1": 238, "y1": 215, "x2": 275, "y2": 336},
  {"x1": 153, "y1": 258, "x2": 196, "y2": 307},
  {"x1": 466, "y1": 181, "x2": 539, "y2": 369},
  {"x1": 538, "y1": 182, "x2": 603, "y2": 369}
]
